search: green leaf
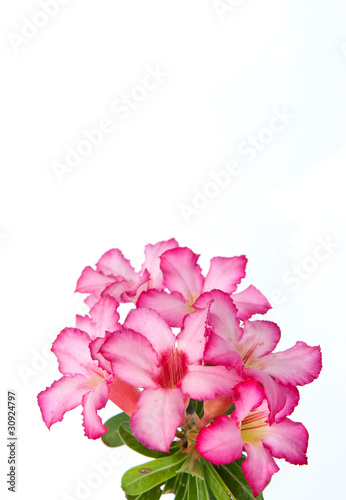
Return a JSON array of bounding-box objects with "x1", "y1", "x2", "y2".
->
[
  {"x1": 121, "y1": 454, "x2": 187, "y2": 496},
  {"x1": 101, "y1": 412, "x2": 130, "y2": 447},
  {"x1": 225, "y1": 404, "x2": 235, "y2": 416},
  {"x1": 186, "y1": 398, "x2": 204, "y2": 418},
  {"x1": 162, "y1": 474, "x2": 182, "y2": 495},
  {"x1": 216, "y1": 463, "x2": 264, "y2": 500},
  {"x1": 190, "y1": 475, "x2": 213, "y2": 500},
  {"x1": 125, "y1": 484, "x2": 163, "y2": 499},
  {"x1": 200, "y1": 458, "x2": 237, "y2": 500},
  {"x1": 118, "y1": 422, "x2": 181, "y2": 458},
  {"x1": 174, "y1": 473, "x2": 190, "y2": 500}
]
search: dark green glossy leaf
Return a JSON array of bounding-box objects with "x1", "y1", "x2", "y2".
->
[
  {"x1": 121, "y1": 454, "x2": 187, "y2": 495},
  {"x1": 101, "y1": 412, "x2": 130, "y2": 447},
  {"x1": 125, "y1": 484, "x2": 163, "y2": 499},
  {"x1": 216, "y1": 462, "x2": 264, "y2": 500},
  {"x1": 200, "y1": 458, "x2": 237, "y2": 500},
  {"x1": 118, "y1": 422, "x2": 181, "y2": 458}
]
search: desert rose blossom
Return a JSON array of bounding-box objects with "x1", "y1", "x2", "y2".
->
[
  {"x1": 75, "y1": 238, "x2": 179, "y2": 307},
  {"x1": 198, "y1": 290, "x2": 322, "y2": 422},
  {"x1": 196, "y1": 380, "x2": 309, "y2": 497},
  {"x1": 137, "y1": 246, "x2": 271, "y2": 327},
  {"x1": 99, "y1": 305, "x2": 243, "y2": 452},
  {"x1": 37, "y1": 296, "x2": 140, "y2": 438}
]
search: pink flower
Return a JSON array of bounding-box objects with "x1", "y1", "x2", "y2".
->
[
  {"x1": 99, "y1": 306, "x2": 243, "y2": 452},
  {"x1": 75, "y1": 238, "x2": 179, "y2": 307},
  {"x1": 37, "y1": 296, "x2": 140, "y2": 438},
  {"x1": 199, "y1": 290, "x2": 322, "y2": 422},
  {"x1": 196, "y1": 380, "x2": 309, "y2": 497},
  {"x1": 137, "y1": 246, "x2": 271, "y2": 327}
]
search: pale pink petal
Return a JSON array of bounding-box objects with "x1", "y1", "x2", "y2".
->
[
  {"x1": 75, "y1": 266, "x2": 113, "y2": 294},
  {"x1": 244, "y1": 368, "x2": 286, "y2": 424},
  {"x1": 82, "y1": 380, "x2": 110, "y2": 439},
  {"x1": 89, "y1": 335, "x2": 113, "y2": 374},
  {"x1": 203, "y1": 255, "x2": 247, "y2": 294},
  {"x1": 137, "y1": 289, "x2": 190, "y2": 327},
  {"x1": 177, "y1": 306, "x2": 211, "y2": 364},
  {"x1": 130, "y1": 388, "x2": 186, "y2": 452},
  {"x1": 181, "y1": 365, "x2": 243, "y2": 400},
  {"x1": 196, "y1": 415, "x2": 243, "y2": 465},
  {"x1": 142, "y1": 238, "x2": 179, "y2": 289},
  {"x1": 194, "y1": 290, "x2": 242, "y2": 343},
  {"x1": 84, "y1": 294, "x2": 99, "y2": 308},
  {"x1": 75, "y1": 315, "x2": 94, "y2": 335},
  {"x1": 232, "y1": 285, "x2": 272, "y2": 321},
  {"x1": 203, "y1": 331, "x2": 243, "y2": 370},
  {"x1": 52, "y1": 328, "x2": 103, "y2": 377},
  {"x1": 274, "y1": 384, "x2": 300, "y2": 422},
  {"x1": 88, "y1": 295, "x2": 120, "y2": 338},
  {"x1": 242, "y1": 444, "x2": 279, "y2": 498},
  {"x1": 160, "y1": 247, "x2": 204, "y2": 300},
  {"x1": 233, "y1": 380, "x2": 265, "y2": 423},
  {"x1": 37, "y1": 374, "x2": 90, "y2": 429},
  {"x1": 96, "y1": 248, "x2": 137, "y2": 281},
  {"x1": 239, "y1": 320, "x2": 281, "y2": 359},
  {"x1": 123, "y1": 308, "x2": 176, "y2": 356},
  {"x1": 262, "y1": 418, "x2": 308, "y2": 465},
  {"x1": 122, "y1": 269, "x2": 150, "y2": 300},
  {"x1": 259, "y1": 342, "x2": 322, "y2": 386},
  {"x1": 100, "y1": 329, "x2": 160, "y2": 389},
  {"x1": 100, "y1": 279, "x2": 130, "y2": 303}
]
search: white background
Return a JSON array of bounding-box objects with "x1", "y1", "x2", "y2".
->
[{"x1": 1, "y1": 1, "x2": 345, "y2": 499}]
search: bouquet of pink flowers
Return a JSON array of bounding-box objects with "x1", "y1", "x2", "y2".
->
[{"x1": 38, "y1": 239, "x2": 322, "y2": 499}]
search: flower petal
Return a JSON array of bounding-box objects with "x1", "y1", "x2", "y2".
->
[
  {"x1": 100, "y1": 329, "x2": 160, "y2": 389},
  {"x1": 89, "y1": 335, "x2": 113, "y2": 374},
  {"x1": 181, "y1": 365, "x2": 243, "y2": 400},
  {"x1": 177, "y1": 305, "x2": 211, "y2": 364},
  {"x1": 274, "y1": 384, "x2": 300, "y2": 422},
  {"x1": 88, "y1": 295, "x2": 120, "y2": 338},
  {"x1": 142, "y1": 238, "x2": 179, "y2": 289},
  {"x1": 81, "y1": 380, "x2": 110, "y2": 439},
  {"x1": 194, "y1": 290, "x2": 242, "y2": 343},
  {"x1": 96, "y1": 248, "x2": 137, "y2": 281},
  {"x1": 137, "y1": 289, "x2": 189, "y2": 327},
  {"x1": 259, "y1": 342, "x2": 322, "y2": 386},
  {"x1": 233, "y1": 380, "x2": 265, "y2": 423},
  {"x1": 37, "y1": 374, "x2": 89, "y2": 429},
  {"x1": 75, "y1": 266, "x2": 113, "y2": 294},
  {"x1": 262, "y1": 418, "x2": 308, "y2": 465},
  {"x1": 76, "y1": 296, "x2": 120, "y2": 340},
  {"x1": 123, "y1": 308, "x2": 176, "y2": 356},
  {"x1": 130, "y1": 388, "x2": 186, "y2": 452},
  {"x1": 196, "y1": 414, "x2": 243, "y2": 465},
  {"x1": 203, "y1": 255, "x2": 247, "y2": 294},
  {"x1": 52, "y1": 328, "x2": 103, "y2": 377},
  {"x1": 160, "y1": 247, "x2": 204, "y2": 300},
  {"x1": 203, "y1": 331, "x2": 243, "y2": 370},
  {"x1": 242, "y1": 443, "x2": 279, "y2": 498},
  {"x1": 239, "y1": 320, "x2": 281, "y2": 359},
  {"x1": 232, "y1": 285, "x2": 272, "y2": 321},
  {"x1": 244, "y1": 368, "x2": 286, "y2": 424}
]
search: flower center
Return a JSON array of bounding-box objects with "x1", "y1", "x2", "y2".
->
[
  {"x1": 240, "y1": 407, "x2": 269, "y2": 445},
  {"x1": 157, "y1": 348, "x2": 188, "y2": 389}
]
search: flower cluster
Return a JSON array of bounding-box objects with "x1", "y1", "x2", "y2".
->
[{"x1": 38, "y1": 239, "x2": 322, "y2": 497}]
